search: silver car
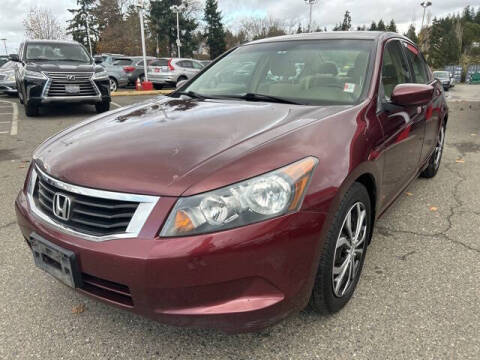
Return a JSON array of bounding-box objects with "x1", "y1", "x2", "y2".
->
[
  {"x1": 147, "y1": 58, "x2": 204, "y2": 87},
  {"x1": 101, "y1": 57, "x2": 131, "y2": 92},
  {"x1": 0, "y1": 61, "x2": 17, "y2": 95}
]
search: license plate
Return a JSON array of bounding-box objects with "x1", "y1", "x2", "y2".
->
[
  {"x1": 29, "y1": 234, "x2": 82, "y2": 288},
  {"x1": 161, "y1": 67, "x2": 168, "y2": 72},
  {"x1": 65, "y1": 84, "x2": 80, "y2": 94},
  {"x1": 154, "y1": 68, "x2": 160, "y2": 73}
]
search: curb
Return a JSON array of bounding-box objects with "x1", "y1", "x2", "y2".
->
[{"x1": 111, "y1": 90, "x2": 173, "y2": 96}]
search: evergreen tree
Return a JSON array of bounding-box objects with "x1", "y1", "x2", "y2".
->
[
  {"x1": 387, "y1": 19, "x2": 397, "y2": 33},
  {"x1": 296, "y1": 24, "x2": 303, "y2": 34},
  {"x1": 405, "y1": 24, "x2": 418, "y2": 43},
  {"x1": 369, "y1": 21, "x2": 377, "y2": 31},
  {"x1": 67, "y1": 0, "x2": 98, "y2": 53},
  {"x1": 149, "y1": 0, "x2": 199, "y2": 57},
  {"x1": 341, "y1": 10, "x2": 352, "y2": 31},
  {"x1": 377, "y1": 19, "x2": 386, "y2": 31},
  {"x1": 429, "y1": 17, "x2": 461, "y2": 68},
  {"x1": 204, "y1": 0, "x2": 226, "y2": 59},
  {"x1": 93, "y1": 0, "x2": 122, "y2": 34}
]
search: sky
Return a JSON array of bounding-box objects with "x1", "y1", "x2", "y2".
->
[{"x1": 0, "y1": 0, "x2": 475, "y2": 54}]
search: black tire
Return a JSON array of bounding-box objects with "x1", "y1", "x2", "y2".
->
[
  {"x1": 24, "y1": 102, "x2": 39, "y2": 117},
  {"x1": 421, "y1": 123, "x2": 445, "y2": 178},
  {"x1": 109, "y1": 77, "x2": 118, "y2": 92},
  {"x1": 176, "y1": 76, "x2": 187, "y2": 86},
  {"x1": 95, "y1": 100, "x2": 110, "y2": 114},
  {"x1": 309, "y1": 182, "x2": 372, "y2": 314},
  {"x1": 153, "y1": 83, "x2": 163, "y2": 90}
]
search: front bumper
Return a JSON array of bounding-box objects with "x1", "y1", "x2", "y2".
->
[
  {"x1": 15, "y1": 189, "x2": 326, "y2": 333},
  {"x1": 147, "y1": 73, "x2": 177, "y2": 84},
  {"x1": 0, "y1": 81, "x2": 17, "y2": 94}
]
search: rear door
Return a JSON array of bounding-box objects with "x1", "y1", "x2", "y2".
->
[
  {"x1": 403, "y1": 43, "x2": 441, "y2": 164},
  {"x1": 376, "y1": 39, "x2": 426, "y2": 209},
  {"x1": 179, "y1": 60, "x2": 195, "y2": 78}
]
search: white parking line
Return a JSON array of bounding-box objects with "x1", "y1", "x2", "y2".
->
[
  {"x1": 111, "y1": 101, "x2": 122, "y2": 108},
  {"x1": 0, "y1": 99, "x2": 18, "y2": 136},
  {"x1": 0, "y1": 131, "x2": 8, "y2": 134},
  {"x1": 10, "y1": 101, "x2": 18, "y2": 135},
  {"x1": 0, "y1": 112, "x2": 12, "y2": 115}
]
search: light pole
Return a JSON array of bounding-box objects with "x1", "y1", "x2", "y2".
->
[
  {"x1": 136, "y1": 0, "x2": 149, "y2": 82},
  {"x1": 304, "y1": 0, "x2": 317, "y2": 33},
  {"x1": 170, "y1": 2, "x2": 186, "y2": 58},
  {"x1": 420, "y1": 1, "x2": 432, "y2": 30},
  {"x1": 84, "y1": 13, "x2": 93, "y2": 56},
  {"x1": 0, "y1": 38, "x2": 7, "y2": 55}
]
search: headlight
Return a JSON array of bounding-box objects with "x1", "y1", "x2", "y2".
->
[
  {"x1": 92, "y1": 71, "x2": 108, "y2": 80},
  {"x1": 25, "y1": 70, "x2": 47, "y2": 80},
  {"x1": 160, "y1": 157, "x2": 318, "y2": 237},
  {"x1": 5, "y1": 70, "x2": 15, "y2": 81}
]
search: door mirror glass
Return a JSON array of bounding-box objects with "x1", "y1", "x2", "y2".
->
[
  {"x1": 390, "y1": 83, "x2": 433, "y2": 106},
  {"x1": 9, "y1": 54, "x2": 19, "y2": 62}
]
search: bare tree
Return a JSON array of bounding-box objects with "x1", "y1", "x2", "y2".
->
[
  {"x1": 23, "y1": 7, "x2": 65, "y2": 40},
  {"x1": 239, "y1": 17, "x2": 287, "y2": 41}
]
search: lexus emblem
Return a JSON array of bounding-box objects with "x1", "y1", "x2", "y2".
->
[
  {"x1": 52, "y1": 193, "x2": 72, "y2": 221},
  {"x1": 66, "y1": 75, "x2": 76, "y2": 81}
]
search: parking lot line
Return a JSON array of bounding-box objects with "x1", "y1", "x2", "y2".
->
[
  {"x1": 10, "y1": 101, "x2": 18, "y2": 136},
  {"x1": 111, "y1": 101, "x2": 122, "y2": 108},
  {"x1": 0, "y1": 121, "x2": 10, "y2": 124},
  {"x1": 0, "y1": 131, "x2": 8, "y2": 134},
  {"x1": 0, "y1": 112, "x2": 13, "y2": 115}
]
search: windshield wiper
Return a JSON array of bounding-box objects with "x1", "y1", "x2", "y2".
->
[
  {"x1": 226, "y1": 93, "x2": 301, "y2": 105},
  {"x1": 175, "y1": 91, "x2": 208, "y2": 100}
]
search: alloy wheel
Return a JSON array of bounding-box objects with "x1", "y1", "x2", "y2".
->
[
  {"x1": 332, "y1": 202, "x2": 367, "y2": 297},
  {"x1": 434, "y1": 126, "x2": 445, "y2": 169},
  {"x1": 109, "y1": 78, "x2": 117, "y2": 92}
]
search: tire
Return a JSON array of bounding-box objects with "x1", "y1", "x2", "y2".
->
[
  {"x1": 153, "y1": 84, "x2": 163, "y2": 90},
  {"x1": 176, "y1": 76, "x2": 187, "y2": 86},
  {"x1": 95, "y1": 100, "x2": 110, "y2": 114},
  {"x1": 109, "y1": 77, "x2": 118, "y2": 92},
  {"x1": 309, "y1": 182, "x2": 372, "y2": 314},
  {"x1": 421, "y1": 123, "x2": 445, "y2": 178},
  {"x1": 24, "y1": 102, "x2": 39, "y2": 117}
]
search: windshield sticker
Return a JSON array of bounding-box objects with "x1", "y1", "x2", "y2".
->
[{"x1": 344, "y1": 83, "x2": 356, "y2": 93}]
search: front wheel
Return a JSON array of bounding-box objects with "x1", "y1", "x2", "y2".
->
[
  {"x1": 24, "y1": 102, "x2": 39, "y2": 117},
  {"x1": 109, "y1": 77, "x2": 118, "y2": 92},
  {"x1": 95, "y1": 100, "x2": 110, "y2": 114},
  {"x1": 310, "y1": 182, "x2": 371, "y2": 314},
  {"x1": 421, "y1": 123, "x2": 445, "y2": 178}
]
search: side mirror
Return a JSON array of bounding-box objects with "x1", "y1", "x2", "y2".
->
[
  {"x1": 94, "y1": 57, "x2": 103, "y2": 64},
  {"x1": 390, "y1": 83, "x2": 434, "y2": 106},
  {"x1": 9, "y1": 54, "x2": 19, "y2": 62},
  {"x1": 176, "y1": 79, "x2": 187, "y2": 89}
]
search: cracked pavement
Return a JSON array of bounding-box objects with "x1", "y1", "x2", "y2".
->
[{"x1": 0, "y1": 87, "x2": 479, "y2": 359}]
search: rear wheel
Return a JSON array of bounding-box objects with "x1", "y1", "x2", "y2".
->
[
  {"x1": 109, "y1": 77, "x2": 118, "y2": 92},
  {"x1": 421, "y1": 123, "x2": 445, "y2": 178},
  {"x1": 176, "y1": 76, "x2": 187, "y2": 86},
  {"x1": 95, "y1": 100, "x2": 110, "y2": 113},
  {"x1": 153, "y1": 83, "x2": 163, "y2": 90},
  {"x1": 24, "y1": 101, "x2": 39, "y2": 117},
  {"x1": 310, "y1": 183, "x2": 371, "y2": 314}
]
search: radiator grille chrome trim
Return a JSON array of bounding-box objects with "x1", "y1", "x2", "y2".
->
[{"x1": 26, "y1": 166, "x2": 160, "y2": 242}]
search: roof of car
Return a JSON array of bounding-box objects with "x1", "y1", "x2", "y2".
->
[
  {"x1": 25, "y1": 39, "x2": 83, "y2": 45},
  {"x1": 248, "y1": 31, "x2": 410, "y2": 45}
]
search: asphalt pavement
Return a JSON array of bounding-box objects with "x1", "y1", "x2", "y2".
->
[{"x1": 0, "y1": 85, "x2": 479, "y2": 359}]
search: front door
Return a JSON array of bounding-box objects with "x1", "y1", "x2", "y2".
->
[{"x1": 376, "y1": 40, "x2": 426, "y2": 210}]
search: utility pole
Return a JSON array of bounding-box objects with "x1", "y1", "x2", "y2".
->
[
  {"x1": 304, "y1": 0, "x2": 318, "y2": 32},
  {"x1": 0, "y1": 38, "x2": 7, "y2": 55},
  {"x1": 170, "y1": 2, "x2": 186, "y2": 58},
  {"x1": 420, "y1": 1, "x2": 432, "y2": 30},
  {"x1": 85, "y1": 13, "x2": 93, "y2": 56},
  {"x1": 137, "y1": 0, "x2": 149, "y2": 82}
]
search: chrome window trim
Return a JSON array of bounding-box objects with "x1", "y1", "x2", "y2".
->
[{"x1": 27, "y1": 166, "x2": 160, "y2": 242}]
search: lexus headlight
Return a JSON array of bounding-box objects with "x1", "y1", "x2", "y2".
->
[
  {"x1": 160, "y1": 157, "x2": 318, "y2": 237},
  {"x1": 25, "y1": 70, "x2": 47, "y2": 80},
  {"x1": 6, "y1": 71, "x2": 15, "y2": 82},
  {"x1": 92, "y1": 70, "x2": 108, "y2": 80}
]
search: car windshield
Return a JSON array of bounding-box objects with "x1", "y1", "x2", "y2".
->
[
  {"x1": 183, "y1": 39, "x2": 374, "y2": 105},
  {"x1": 433, "y1": 71, "x2": 450, "y2": 79},
  {"x1": 26, "y1": 43, "x2": 91, "y2": 63}
]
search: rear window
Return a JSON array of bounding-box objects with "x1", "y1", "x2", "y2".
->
[
  {"x1": 150, "y1": 59, "x2": 169, "y2": 66},
  {"x1": 113, "y1": 59, "x2": 132, "y2": 66}
]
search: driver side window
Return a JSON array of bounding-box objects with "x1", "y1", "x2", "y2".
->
[{"x1": 381, "y1": 40, "x2": 411, "y2": 100}]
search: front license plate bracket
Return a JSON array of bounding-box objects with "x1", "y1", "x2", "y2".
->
[{"x1": 29, "y1": 233, "x2": 82, "y2": 288}]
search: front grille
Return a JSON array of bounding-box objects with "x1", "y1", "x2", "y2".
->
[
  {"x1": 33, "y1": 172, "x2": 140, "y2": 237},
  {"x1": 45, "y1": 72, "x2": 97, "y2": 97},
  {"x1": 81, "y1": 273, "x2": 133, "y2": 307}
]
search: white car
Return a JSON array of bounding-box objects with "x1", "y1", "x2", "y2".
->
[{"x1": 147, "y1": 58, "x2": 204, "y2": 88}]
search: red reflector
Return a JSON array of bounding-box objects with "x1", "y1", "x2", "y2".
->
[
  {"x1": 154, "y1": 68, "x2": 160, "y2": 72},
  {"x1": 123, "y1": 66, "x2": 135, "y2": 73},
  {"x1": 168, "y1": 59, "x2": 175, "y2": 71},
  {"x1": 407, "y1": 44, "x2": 419, "y2": 55}
]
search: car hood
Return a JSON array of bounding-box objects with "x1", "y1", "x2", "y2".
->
[
  {"x1": 34, "y1": 97, "x2": 349, "y2": 196},
  {"x1": 26, "y1": 61, "x2": 96, "y2": 73}
]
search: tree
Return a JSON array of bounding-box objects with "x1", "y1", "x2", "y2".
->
[
  {"x1": 149, "y1": 0, "x2": 200, "y2": 57},
  {"x1": 356, "y1": 25, "x2": 367, "y2": 31},
  {"x1": 23, "y1": 6, "x2": 65, "y2": 40},
  {"x1": 428, "y1": 16, "x2": 461, "y2": 68},
  {"x1": 67, "y1": 0, "x2": 97, "y2": 53},
  {"x1": 369, "y1": 21, "x2": 377, "y2": 31},
  {"x1": 93, "y1": 0, "x2": 122, "y2": 34},
  {"x1": 387, "y1": 19, "x2": 397, "y2": 33},
  {"x1": 404, "y1": 24, "x2": 418, "y2": 43},
  {"x1": 341, "y1": 10, "x2": 352, "y2": 31},
  {"x1": 377, "y1": 19, "x2": 386, "y2": 31},
  {"x1": 204, "y1": 0, "x2": 226, "y2": 59},
  {"x1": 239, "y1": 17, "x2": 286, "y2": 41}
]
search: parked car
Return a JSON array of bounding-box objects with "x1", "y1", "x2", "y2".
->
[
  {"x1": 0, "y1": 61, "x2": 17, "y2": 95},
  {"x1": 119, "y1": 56, "x2": 156, "y2": 85},
  {"x1": 199, "y1": 60, "x2": 212, "y2": 67},
  {"x1": 147, "y1": 58, "x2": 204, "y2": 88},
  {"x1": 0, "y1": 55, "x2": 9, "y2": 67},
  {"x1": 11, "y1": 40, "x2": 110, "y2": 116},
  {"x1": 15, "y1": 32, "x2": 447, "y2": 333},
  {"x1": 100, "y1": 56, "x2": 131, "y2": 92},
  {"x1": 94, "y1": 53, "x2": 125, "y2": 66},
  {"x1": 433, "y1": 70, "x2": 452, "y2": 90}
]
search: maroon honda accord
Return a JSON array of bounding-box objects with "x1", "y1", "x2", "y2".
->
[{"x1": 15, "y1": 32, "x2": 447, "y2": 333}]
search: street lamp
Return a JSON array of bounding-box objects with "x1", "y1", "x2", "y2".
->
[
  {"x1": 136, "y1": 0, "x2": 150, "y2": 82},
  {"x1": 0, "y1": 38, "x2": 7, "y2": 55},
  {"x1": 304, "y1": 0, "x2": 318, "y2": 33},
  {"x1": 170, "y1": 2, "x2": 187, "y2": 58},
  {"x1": 420, "y1": 1, "x2": 432, "y2": 30}
]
